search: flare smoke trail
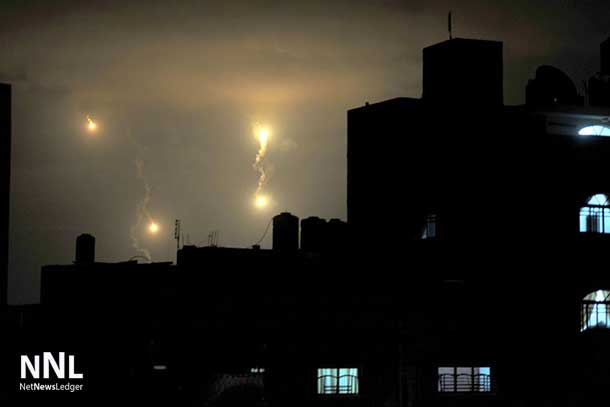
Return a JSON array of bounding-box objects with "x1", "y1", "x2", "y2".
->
[
  {"x1": 252, "y1": 123, "x2": 270, "y2": 208},
  {"x1": 83, "y1": 116, "x2": 155, "y2": 260},
  {"x1": 129, "y1": 130, "x2": 154, "y2": 261}
]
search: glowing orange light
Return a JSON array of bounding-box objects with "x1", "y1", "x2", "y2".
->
[
  {"x1": 254, "y1": 195, "x2": 269, "y2": 209},
  {"x1": 148, "y1": 222, "x2": 159, "y2": 234},
  {"x1": 86, "y1": 115, "x2": 97, "y2": 132},
  {"x1": 256, "y1": 126, "x2": 270, "y2": 146}
]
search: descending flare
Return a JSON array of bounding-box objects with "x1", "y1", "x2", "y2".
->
[
  {"x1": 148, "y1": 221, "x2": 159, "y2": 234},
  {"x1": 254, "y1": 194, "x2": 269, "y2": 209},
  {"x1": 86, "y1": 115, "x2": 97, "y2": 132}
]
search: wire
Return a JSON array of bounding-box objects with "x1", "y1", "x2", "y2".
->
[{"x1": 254, "y1": 217, "x2": 273, "y2": 246}]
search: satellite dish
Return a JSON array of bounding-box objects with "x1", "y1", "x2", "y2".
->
[{"x1": 526, "y1": 65, "x2": 583, "y2": 106}]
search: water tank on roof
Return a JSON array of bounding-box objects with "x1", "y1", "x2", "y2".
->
[
  {"x1": 272, "y1": 212, "x2": 299, "y2": 251},
  {"x1": 75, "y1": 233, "x2": 95, "y2": 264},
  {"x1": 300, "y1": 217, "x2": 327, "y2": 252}
]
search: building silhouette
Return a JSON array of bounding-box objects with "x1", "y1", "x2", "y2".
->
[
  {"x1": 4, "y1": 37, "x2": 610, "y2": 406},
  {"x1": 422, "y1": 38, "x2": 503, "y2": 106}
]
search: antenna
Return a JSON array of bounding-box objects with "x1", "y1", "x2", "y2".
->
[
  {"x1": 174, "y1": 219, "x2": 181, "y2": 250},
  {"x1": 448, "y1": 11, "x2": 453, "y2": 40},
  {"x1": 208, "y1": 230, "x2": 220, "y2": 247},
  {"x1": 583, "y1": 80, "x2": 589, "y2": 106}
]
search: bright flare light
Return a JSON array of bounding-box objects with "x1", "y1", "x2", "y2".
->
[
  {"x1": 254, "y1": 195, "x2": 269, "y2": 209},
  {"x1": 252, "y1": 123, "x2": 272, "y2": 210},
  {"x1": 256, "y1": 126, "x2": 270, "y2": 146},
  {"x1": 86, "y1": 115, "x2": 97, "y2": 132},
  {"x1": 148, "y1": 222, "x2": 159, "y2": 234}
]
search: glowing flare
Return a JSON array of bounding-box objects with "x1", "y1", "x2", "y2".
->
[
  {"x1": 86, "y1": 115, "x2": 97, "y2": 132},
  {"x1": 256, "y1": 126, "x2": 270, "y2": 147},
  {"x1": 148, "y1": 222, "x2": 159, "y2": 234},
  {"x1": 254, "y1": 195, "x2": 269, "y2": 209},
  {"x1": 252, "y1": 123, "x2": 272, "y2": 209}
]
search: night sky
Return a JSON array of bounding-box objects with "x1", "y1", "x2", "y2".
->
[{"x1": 2, "y1": 0, "x2": 608, "y2": 304}]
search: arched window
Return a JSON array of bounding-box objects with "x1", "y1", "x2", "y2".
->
[
  {"x1": 578, "y1": 125, "x2": 610, "y2": 137},
  {"x1": 580, "y1": 194, "x2": 610, "y2": 233},
  {"x1": 581, "y1": 290, "x2": 610, "y2": 331},
  {"x1": 317, "y1": 368, "x2": 359, "y2": 395}
]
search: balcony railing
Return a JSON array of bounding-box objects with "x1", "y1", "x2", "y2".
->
[
  {"x1": 581, "y1": 301, "x2": 610, "y2": 331},
  {"x1": 438, "y1": 373, "x2": 491, "y2": 393},
  {"x1": 318, "y1": 373, "x2": 359, "y2": 395}
]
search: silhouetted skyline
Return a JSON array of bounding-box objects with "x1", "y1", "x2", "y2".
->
[
  {"x1": 4, "y1": 5, "x2": 610, "y2": 405},
  {"x1": 2, "y1": 0, "x2": 610, "y2": 303}
]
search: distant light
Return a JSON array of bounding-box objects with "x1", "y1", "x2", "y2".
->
[
  {"x1": 254, "y1": 195, "x2": 269, "y2": 209},
  {"x1": 149, "y1": 222, "x2": 160, "y2": 234},
  {"x1": 153, "y1": 365, "x2": 167, "y2": 371},
  {"x1": 250, "y1": 367, "x2": 265, "y2": 373},
  {"x1": 578, "y1": 125, "x2": 610, "y2": 137}
]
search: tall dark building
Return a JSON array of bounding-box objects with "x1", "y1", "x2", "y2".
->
[
  {"x1": 589, "y1": 37, "x2": 610, "y2": 107},
  {"x1": 0, "y1": 83, "x2": 9, "y2": 306},
  {"x1": 346, "y1": 36, "x2": 610, "y2": 407},
  {"x1": 422, "y1": 38, "x2": 503, "y2": 106}
]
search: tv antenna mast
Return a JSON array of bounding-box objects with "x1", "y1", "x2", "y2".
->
[
  {"x1": 448, "y1": 11, "x2": 453, "y2": 40},
  {"x1": 208, "y1": 230, "x2": 220, "y2": 247},
  {"x1": 174, "y1": 219, "x2": 181, "y2": 250}
]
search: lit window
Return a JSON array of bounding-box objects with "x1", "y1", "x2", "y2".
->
[
  {"x1": 421, "y1": 214, "x2": 437, "y2": 239},
  {"x1": 317, "y1": 368, "x2": 359, "y2": 395},
  {"x1": 438, "y1": 367, "x2": 491, "y2": 393},
  {"x1": 581, "y1": 290, "x2": 610, "y2": 331},
  {"x1": 578, "y1": 125, "x2": 610, "y2": 137},
  {"x1": 580, "y1": 194, "x2": 610, "y2": 233}
]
